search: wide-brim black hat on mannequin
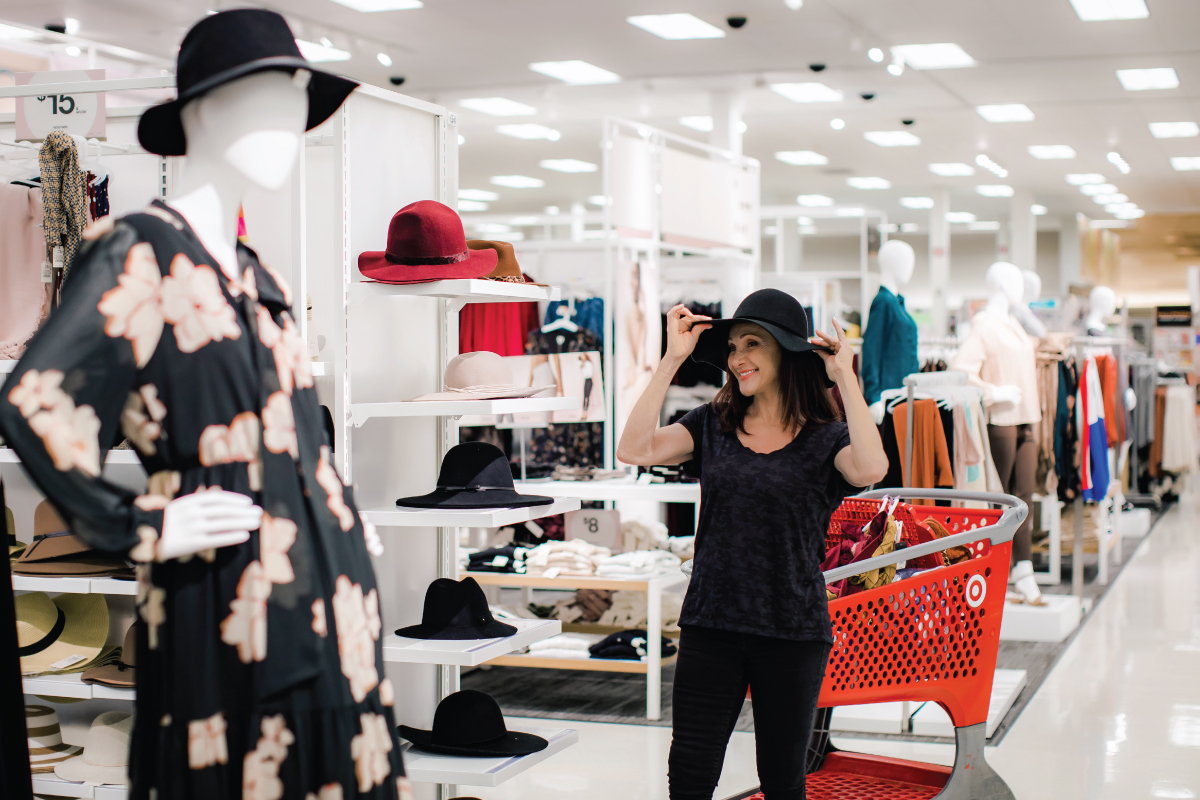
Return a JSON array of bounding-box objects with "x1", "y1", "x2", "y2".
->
[
  {"x1": 691, "y1": 288, "x2": 829, "y2": 377},
  {"x1": 138, "y1": 8, "x2": 359, "y2": 156}
]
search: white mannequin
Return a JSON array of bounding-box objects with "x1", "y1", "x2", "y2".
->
[
  {"x1": 1011, "y1": 269, "x2": 1048, "y2": 337},
  {"x1": 868, "y1": 240, "x2": 917, "y2": 424},
  {"x1": 1086, "y1": 285, "x2": 1117, "y2": 335},
  {"x1": 983, "y1": 262, "x2": 1024, "y2": 408}
]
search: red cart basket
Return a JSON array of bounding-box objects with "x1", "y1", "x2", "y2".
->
[{"x1": 733, "y1": 488, "x2": 1025, "y2": 800}]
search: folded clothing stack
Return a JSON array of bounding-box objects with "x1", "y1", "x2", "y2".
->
[
  {"x1": 466, "y1": 544, "x2": 531, "y2": 574},
  {"x1": 665, "y1": 535, "x2": 695, "y2": 560},
  {"x1": 552, "y1": 589, "x2": 613, "y2": 624},
  {"x1": 595, "y1": 549, "x2": 681, "y2": 579},
  {"x1": 524, "y1": 539, "x2": 611, "y2": 577},
  {"x1": 621, "y1": 517, "x2": 669, "y2": 552},
  {"x1": 588, "y1": 629, "x2": 678, "y2": 660},
  {"x1": 596, "y1": 590, "x2": 684, "y2": 633},
  {"x1": 525, "y1": 632, "x2": 605, "y2": 660},
  {"x1": 551, "y1": 466, "x2": 629, "y2": 482}
]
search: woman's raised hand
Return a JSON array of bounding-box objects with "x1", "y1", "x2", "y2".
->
[
  {"x1": 811, "y1": 318, "x2": 854, "y2": 383},
  {"x1": 665, "y1": 304, "x2": 712, "y2": 362}
]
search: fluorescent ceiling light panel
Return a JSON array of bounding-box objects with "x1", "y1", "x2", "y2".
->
[
  {"x1": 1080, "y1": 183, "x2": 1119, "y2": 195},
  {"x1": 680, "y1": 116, "x2": 746, "y2": 133},
  {"x1": 890, "y1": 43, "x2": 975, "y2": 69},
  {"x1": 796, "y1": 194, "x2": 834, "y2": 207},
  {"x1": 1031, "y1": 204, "x2": 1048, "y2": 215},
  {"x1": 588, "y1": 195, "x2": 609, "y2": 206},
  {"x1": 929, "y1": 162, "x2": 975, "y2": 176},
  {"x1": 626, "y1": 13, "x2": 725, "y2": 40},
  {"x1": 295, "y1": 39, "x2": 351, "y2": 62},
  {"x1": 969, "y1": 221, "x2": 1001, "y2": 231},
  {"x1": 497, "y1": 124, "x2": 561, "y2": 141},
  {"x1": 473, "y1": 223, "x2": 512, "y2": 234},
  {"x1": 775, "y1": 150, "x2": 828, "y2": 166},
  {"x1": 830, "y1": 118, "x2": 846, "y2": 130},
  {"x1": 945, "y1": 212, "x2": 977, "y2": 223},
  {"x1": 459, "y1": 97, "x2": 536, "y2": 116},
  {"x1": 0, "y1": 23, "x2": 41, "y2": 39},
  {"x1": 376, "y1": 52, "x2": 392, "y2": 66},
  {"x1": 1114, "y1": 208, "x2": 1146, "y2": 219},
  {"x1": 1069, "y1": 0, "x2": 1148, "y2": 21},
  {"x1": 976, "y1": 184, "x2": 1015, "y2": 197},
  {"x1": 530, "y1": 60, "x2": 620, "y2": 85},
  {"x1": 540, "y1": 158, "x2": 598, "y2": 173},
  {"x1": 865, "y1": 130, "x2": 921, "y2": 147},
  {"x1": 1171, "y1": 157, "x2": 1200, "y2": 171},
  {"x1": 457, "y1": 200, "x2": 488, "y2": 212},
  {"x1": 847, "y1": 176, "x2": 891, "y2": 189},
  {"x1": 490, "y1": 175, "x2": 545, "y2": 188},
  {"x1": 799, "y1": 226, "x2": 818, "y2": 235},
  {"x1": 1067, "y1": 173, "x2": 1107, "y2": 184},
  {"x1": 770, "y1": 83, "x2": 844, "y2": 103},
  {"x1": 1117, "y1": 68, "x2": 1179, "y2": 91},
  {"x1": 1094, "y1": 193, "x2": 1129, "y2": 204},
  {"x1": 1107, "y1": 152, "x2": 1131, "y2": 173},
  {"x1": 459, "y1": 189, "x2": 499, "y2": 201},
  {"x1": 835, "y1": 208, "x2": 864, "y2": 217},
  {"x1": 901, "y1": 223, "x2": 920, "y2": 232},
  {"x1": 900, "y1": 197, "x2": 935, "y2": 209},
  {"x1": 329, "y1": 0, "x2": 422, "y2": 9},
  {"x1": 797, "y1": 216, "x2": 814, "y2": 225},
  {"x1": 976, "y1": 104, "x2": 1035, "y2": 122},
  {"x1": 1028, "y1": 145, "x2": 1077, "y2": 159},
  {"x1": 1105, "y1": 203, "x2": 1139, "y2": 212},
  {"x1": 1150, "y1": 122, "x2": 1200, "y2": 138}
]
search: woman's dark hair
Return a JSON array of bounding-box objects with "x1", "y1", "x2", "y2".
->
[{"x1": 714, "y1": 347, "x2": 841, "y2": 435}]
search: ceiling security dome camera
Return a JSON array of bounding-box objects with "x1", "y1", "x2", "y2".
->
[
  {"x1": 902, "y1": 118, "x2": 915, "y2": 125},
  {"x1": 727, "y1": 16, "x2": 747, "y2": 28},
  {"x1": 389, "y1": 77, "x2": 406, "y2": 86},
  {"x1": 860, "y1": 92, "x2": 876, "y2": 101},
  {"x1": 809, "y1": 64, "x2": 826, "y2": 72}
]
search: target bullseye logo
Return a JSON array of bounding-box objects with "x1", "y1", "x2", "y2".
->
[{"x1": 966, "y1": 574, "x2": 986, "y2": 608}]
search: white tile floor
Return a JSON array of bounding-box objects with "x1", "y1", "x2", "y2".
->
[{"x1": 470, "y1": 491, "x2": 1200, "y2": 800}]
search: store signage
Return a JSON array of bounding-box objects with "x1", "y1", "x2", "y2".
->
[
  {"x1": 1156, "y1": 306, "x2": 1192, "y2": 327},
  {"x1": 564, "y1": 509, "x2": 621, "y2": 551},
  {"x1": 15, "y1": 69, "x2": 106, "y2": 141}
]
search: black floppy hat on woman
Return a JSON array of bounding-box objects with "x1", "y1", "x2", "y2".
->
[{"x1": 617, "y1": 288, "x2": 889, "y2": 800}]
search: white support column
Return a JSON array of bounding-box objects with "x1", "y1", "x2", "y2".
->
[
  {"x1": 646, "y1": 577, "x2": 663, "y2": 720},
  {"x1": 709, "y1": 89, "x2": 744, "y2": 157},
  {"x1": 1059, "y1": 214, "x2": 1084, "y2": 294},
  {"x1": 1010, "y1": 190, "x2": 1036, "y2": 272},
  {"x1": 929, "y1": 189, "x2": 951, "y2": 336},
  {"x1": 782, "y1": 216, "x2": 802, "y2": 272}
]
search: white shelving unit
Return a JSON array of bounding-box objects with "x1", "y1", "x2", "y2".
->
[
  {"x1": 33, "y1": 773, "x2": 129, "y2": 800},
  {"x1": 351, "y1": 277, "x2": 560, "y2": 307},
  {"x1": 401, "y1": 727, "x2": 579, "y2": 787},
  {"x1": 0, "y1": 448, "x2": 141, "y2": 465},
  {"x1": 514, "y1": 478, "x2": 700, "y2": 505},
  {"x1": 349, "y1": 396, "x2": 579, "y2": 426},
  {"x1": 360, "y1": 497, "x2": 580, "y2": 529},
  {"x1": 12, "y1": 576, "x2": 137, "y2": 595},
  {"x1": 383, "y1": 618, "x2": 561, "y2": 666},
  {"x1": 23, "y1": 673, "x2": 134, "y2": 701}
]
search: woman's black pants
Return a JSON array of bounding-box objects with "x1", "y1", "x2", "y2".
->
[{"x1": 668, "y1": 625, "x2": 831, "y2": 800}]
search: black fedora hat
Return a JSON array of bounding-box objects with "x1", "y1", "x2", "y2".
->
[
  {"x1": 691, "y1": 288, "x2": 829, "y2": 374},
  {"x1": 395, "y1": 442, "x2": 554, "y2": 509},
  {"x1": 399, "y1": 690, "x2": 548, "y2": 757},
  {"x1": 395, "y1": 577, "x2": 517, "y2": 640},
  {"x1": 138, "y1": 9, "x2": 359, "y2": 156}
]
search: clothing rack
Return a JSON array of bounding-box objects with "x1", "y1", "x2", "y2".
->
[
  {"x1": 900, "y1": 371, "x2": 970, "y2": 489},
  {"x1": 1126, "y1": 354, "x2": 1162, "y2": 510}
]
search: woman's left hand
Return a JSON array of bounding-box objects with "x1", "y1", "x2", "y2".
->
[{"x1": 811, "y1": 319, "x2": 854, "y2": 383}]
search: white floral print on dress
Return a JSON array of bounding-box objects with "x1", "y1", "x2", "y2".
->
[
  {"x1": 260, "y1": 261, "x2": 294, "y2": 306},
  {"x1": 160, "y1": 253, "x2": 242, "y2": 354},
  {"x1": 331, "y1": 575, "x2": 379, "y2": 702},
  {"x1": 221, "y1": 560, "x2": 272, "y2": 664},
  {"x1": 228, "y1": 267, "x2": 259, "y2": 301},
  {"x1": 379, "y1": 677, "x2": 394, "y2": 707},
  {"x1": 187, "y1": 712, "x2": 229, "y2": 770},
  {"x1": 257, "y1": 306, "x2": 281, "y2": 349},
  {"x1": 6, "y1": 368, "x2": 69, "y2": 418},
  {"x1": 397, "y1": 777, "x2": 414, "y2": 800},
  {"x1": 311, "y1": 598, "x2": 327, "y2": 638},
  {"x1": 304, "y1": 784, "x2": 343, "y2": 800},
  {"x1": 271, "y1": 313, "x2": 313, "y2": 396},
  {"x1": 97, "y1": 242, "x2": 163, "y2": 368},
  {"x1": 122, "y1": 385, "x2": 167, "y2": 456},
  {"x1": 316, "y1": 446, "x2": 355, "y2": 532},
  {"x1": 262, "y1": 391, "x2": 299, "y2": 460},
  {"x1": 7, "y1": 369, "x2": 102, "y2": 477},
  {"x1": 137, "y1": 565, "x2": 166, "y2": 649},
  {"x1": 350, "y1": 713, "x2": 392, "y2": 792},
  {"x1": 198, "y1": 411, "x2": 261, "y2": 490},
  {"x1": 129, "y1": 494, "x2": 169, "y2": 563},
  {"x1": 242, "y1": 714, "x2": 294, "y2": 800},
  {"x1": 260, "y1": 513, "x2": 297, "y2": 585}
]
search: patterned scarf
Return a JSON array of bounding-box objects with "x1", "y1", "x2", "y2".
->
[{"x1": 37, "y1": 131, "x2": 87, "y2": 281}]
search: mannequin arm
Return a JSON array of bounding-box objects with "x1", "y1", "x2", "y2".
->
[{"x1": 948, "y1": 326, "x2": 998, "y2": 406}]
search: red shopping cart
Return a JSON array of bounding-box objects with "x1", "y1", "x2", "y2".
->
[{"x1": 733, "y1": 488, "x2": 1024, "y2": 800}]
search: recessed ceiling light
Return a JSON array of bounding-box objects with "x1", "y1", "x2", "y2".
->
[
  {"x1": 545, "y1": 206, "x2": 560, "y2": 215},
  {"x1": 799, "y1": 226, "x2": 818, "y2": 235},
  {"x1": 1028, "y1": 145, "x2": 1077, "y2": 159},
  {"x1": 65, "y1": 45, "x2": 82, "y2": 57},
  {"x1": 797, "y1": 216, "x2": 814, "y2": 225},
  {"x1": 835, "y1": 208, "x2": 865, "y2": 217},
  {"x1": 540, "y1": 159, "x2": 597, "y2": 173},
  {"x1": 797, "y1": 194, "x2": 834, "y2": 206},
  {"x1": 460, "y1": 97, "x2": 537, "y2": 116},
  {"x1": 1031, "y1": 204, "x2": 1048, "y2": 215},
  {"x1": 847, "y1": 176, "x2": 891, "y2": 189},
  {"x1": 458, "y1": 200, "x2": 488, "y2": 212},
  {"x1": 329, "y1": 0, "x2": 422, "y2": 9},
  {"x1": 887, "y1": 63, "x2": 904, "y2": 77},
  {"x1": 1105, "y1": 203, "x2": 1139, "y2": 213},
  {"x1": 0, "y1": 22, "x2": 37, "y2": 39},
  {"x1": 626, "y1": 13, "x2": 725, "y2": 40},
  {"x1": 770, "y1": 83, "x2": 844, "y2": 103},
  {"x1": 295, "y1": 39, "x2": 351, "y2": 62},
  {"x1": 976, "y1": 104, "x2": 1035, "y2": 122},
  {"x1": 497, "y1": 124, "x2": 561, "y2": 141},
  {"x1": 830, "y1": 118, "x2": 846, "y2": 130},
  {"x1": 901, "y1": 222, "x2": 920, "y2": 232},
  {"x1": 945, "y1": 212, "x2": 977, "y2": 223},
  {"x1": 975, "y1": 154, "x2": 1008, "y2": 177},
  {"x1": 458, "y1": 135, "x2": 465, "y2": 146},
  {"x1": 929, "y1": 162, "x2": 975, "y2": 176},
  {"x1": 865, "y1": 130, "x2": 921, "y2": 147},
  {"x1": 775, "y1": 150, "x2": 828, "y2": 165},
  {"x1": 1107, "y1": 152, "x2": 1131, "y2": 173},
  {"x1": 878, "y1": 223, "x2": 900, "y2": 233},
  {"x1": 1116, "y1": 68, "x2": 1179, "y2": 91},
  {"x1": 976, "y1": 185, "x2": 1015, "y2": 197},
  {"x1": 1171, "y1": 157, "x2": 1200, "y2": 171},
  {"x1": 490, "y1": 175, "x2": 545, "y2": 188},
  {"x1": 588, "y1": 195, "x2": 610, "y2": 206},
  {"x1": 459, "y1": 189, "x2": 499, "y2": 201},
  {"x1": 1149, "y1": 121, "x2": 1200, "y2": 138},
  {"x1": 680, "y1": 116, "x2": 747, "y2": 133},
  {"x1": 530, "y1": 60, "x2": 620, "y2": 85},
  {"x1": 1081, "y1": 183, "x2": 1119, "y2": 195},
  {"x1": 889, "y1": 43, "x2": 975, "y2": 70},
  {"x1": 868, "y1": 48, "x2": 885, "y2": 62},
  {"x1": 900, "y1": 197, "x2": 935, "y2": 209},
  {"x1": 1069, "y1": 0, "x2": 1148, "y2": 21},
  {"x1": 969, "y1": 221, "x2": 1001, "y2": 231},
  {"x1": 1113, "y1": 208, "x2": 1146, "y2": 219},
  {"x1": 376, "y1": 52, "x2": 392, "y2": 66},
  {"x1": 64, "y1": 17, "x2": 80, "y2": 35},
  {"x1": 1067, "y1": 173, "x2": 1107, "y2": 184},
  {"x1": 1094, "y1": 193, "x2": 1129, "y2": 204}
]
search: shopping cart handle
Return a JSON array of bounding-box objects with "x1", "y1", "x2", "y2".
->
[{"x1": 821, "y1": 489, "x2": 1027, "y2": 584}]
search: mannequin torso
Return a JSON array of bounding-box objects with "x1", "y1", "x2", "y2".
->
[{"x1": 863, "y1": 240, "x2": 919, "y2": 410}]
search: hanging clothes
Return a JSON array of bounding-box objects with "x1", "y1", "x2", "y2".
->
[
  {"x1": 1034, "y1": 335, "x2": 1070, "y2": 496},
  {"x1": 952, "y1": 403, "x2": 986, "y2": 493},
  {"x1": 1149, "y1": 386, "x2": 1167, "y2": 478},
  {"x1": 38, "y1": 131, "x2": 88, "y2": 284},
  {"x1": 892, "y1": 398, "x2": 954, "y2": 490},
  {"x1": 1078, "y1": 355, "x2": 1111, "y2": 502},
  {"x1": 1093, "y1": 354, "x2": 1125, "y2": 447},
  {"x1": 860, "y1": 287, "x2": 919, "y2": 405},
  {"x1": 459, "y1": 288, "x2": 541, "y2": 356},
  {"x1": 524, "y1": 327, "x2": 605, "y2": 468},
  {"x1": 544, "y1": 297, "x2": 604, "y2": 344},
  {"x1": 1055, "y1": 358, "x2": 1080, "y2": 502},
  {"x1": 875, "y1": 409, "x2": 904, "y2": 489},
  {"x1": 1160, "y1": 385, "x2": 1197, "y2": 474},
  {"x1": 949, "y1": 308, "x2": 1041, "y2": 427},
  {"x1": 0, "y1": 184, "x2": 50, "y2": 359}
]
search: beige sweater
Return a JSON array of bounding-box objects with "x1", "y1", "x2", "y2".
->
[
  {"x1": 950, "y1": 309, "x2": 1042, "y2": 426},
  {"x1": 0, "y1": 184, "x2": 49, "y2": 359}
]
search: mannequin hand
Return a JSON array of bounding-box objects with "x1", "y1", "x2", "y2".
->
[
  {"x1": 158, "y1": 489, "x2": 263, "y2": 561},
  {"x1": 869, "y1": 400, "x2": 885, "y2": 426},
  {"x1": 1125, "y1": 387, "x2": 1137, "y2": 412},
  {"x1": 810, "y1": 319, "x2": 853, "y2": 383},
  {"x1": 991, "y1": 385, "x2": 1022, "y2": 406},
  {"x1": 364, "y1": 521, "x2": 384, "y2": 557},
  {"x1": 665, "y1": 304, "x2": 712, "y2": 362}
]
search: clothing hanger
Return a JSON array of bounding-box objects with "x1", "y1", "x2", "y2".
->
[{"x1": 542, "y1": 303, "x2": 579, "y2": 333}]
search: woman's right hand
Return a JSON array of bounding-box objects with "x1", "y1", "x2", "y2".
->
[{"x1": 665, "y1": 304, "x2": 712, "y2": 362}]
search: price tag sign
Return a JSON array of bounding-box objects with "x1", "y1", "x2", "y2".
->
[
  {"x1": 15, "y1": 69, "x2": 106, "y2": 141},
  {"x1": 564, "y1": 509, "x2": 621, "y2": 550}
]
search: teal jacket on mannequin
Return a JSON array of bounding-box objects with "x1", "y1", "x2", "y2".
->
[{"x1": 861, "y1": 286, "x2": 920, "y2": 405}]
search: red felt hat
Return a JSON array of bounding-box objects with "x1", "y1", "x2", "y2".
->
[{"x1": 358, "y1": 201, "x2": 498, "y2": 284}]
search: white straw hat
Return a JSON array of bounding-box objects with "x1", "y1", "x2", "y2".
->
[
  {"x1": 15, "y1": 592, "x2": 108, "y2": 676},
  {"x1": 25, "y1": 705, "x2": 83, "y2": 773},
  {"x1": 411, "y1": 351, "x2": 552, "y2": 401},
  {"x1": 54, "y1": 711, "x2": 133, "y2": 786}
]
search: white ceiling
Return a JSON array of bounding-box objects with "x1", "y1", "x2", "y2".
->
[{"x1": 4, "y1": 0, "x2": 1200, "y2": 225}]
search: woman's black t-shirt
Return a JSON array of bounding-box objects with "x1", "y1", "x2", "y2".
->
[{"x1": 677, "y1": 403, "x2": 854, "y2": 643}]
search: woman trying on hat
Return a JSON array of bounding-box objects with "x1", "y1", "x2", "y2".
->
[{"x1": 617, "y1": 289, "x2": 888, "y2": 800}]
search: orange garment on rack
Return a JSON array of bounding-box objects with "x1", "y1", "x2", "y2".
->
[
  {"x1": 1094, "y1": 354, "x2": 1124, "y2": 446},
  {"x1": 1149, "y1": 386, "x2": 1167, "y2": 477},
  {"x1": 892, "y1": 398, "x2": 954, "y2": 491}
]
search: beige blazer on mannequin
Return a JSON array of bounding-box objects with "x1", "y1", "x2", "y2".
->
[{"x1": 950, "y1": 309, "x2": 1042, "y2": 426}]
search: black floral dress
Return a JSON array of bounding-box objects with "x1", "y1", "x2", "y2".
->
[{"x1": 0, "y1": 201, "x2": 406, "y2": 800}]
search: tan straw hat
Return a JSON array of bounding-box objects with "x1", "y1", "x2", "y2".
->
[
  {"x1": 83, "y1": 624, "x2": 136, "y2": 688},
  {"x1": 15, "y1": 592, "x2": 108, "y2": 675},
  {"x1": 12, "y1": 501, "x2": 133, "y2": 577},
  {"x1": 54, "y1": 711, "x2": 132, "y2": 786},
  {"x1": 25, "y1": 705, "x2": 84, "y2": 773},
  {"x1": 411, "y1": 351, "x2": 552, "y2": 402}
]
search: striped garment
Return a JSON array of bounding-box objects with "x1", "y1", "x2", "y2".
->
[{"x1": 25, "y1": 704, "x2": 83, "y2": 773}]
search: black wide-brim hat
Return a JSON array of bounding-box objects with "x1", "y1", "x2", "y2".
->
[
  {"x1": 399, "y1": 690, "x2": 548, "y2": 757},
  {"x1": 396, "y1": 442, "x2": 554, "y2": 509},
  {"x1": 395, "y1": 577, "x2": 517, "y2": 640},
  {"x1": 691, "y1": 288, "x2": 828, "y2": 375},
  {"x1": 138, "y1": 9, "x2": 359, "y2": 156}
]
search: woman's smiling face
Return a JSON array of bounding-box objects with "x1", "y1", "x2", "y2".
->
[{"x1": 728, "y1": 322, "x2": 781, "y2": 397}]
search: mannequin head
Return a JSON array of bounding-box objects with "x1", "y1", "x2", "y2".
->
[
  {"x1": 1087, "y1": 285, "x2": 1117, "y2": 331},
  {"x1": 1021, "y1": 270, "x2": 1042, "y2": 306},
  {"x1": 986, "y1": 262, "x2": 1024, "y2": 305},
  {"x1": 878, "y1": 240, "x2": 915, "y2": 293}
]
